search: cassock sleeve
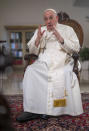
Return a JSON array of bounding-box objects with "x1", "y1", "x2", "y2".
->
[
  {"x1": 60, "y1": 26, "x2": 80, "y2": 54},
  {"x1": 27, "y1": 29, "x2": 40, "y2": 55}
]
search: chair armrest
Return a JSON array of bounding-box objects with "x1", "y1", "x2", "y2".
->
[
  {"x1": 24, "y1": 54, "x2": 38, "y2": 71},
  {"x1": 72, "y1": 53, "x2": 79, "y2": 60},
  {"x1": 72, "y1": 52, "x2": 80, "y2": 82},
  {"x1": 24, "y1": 54, "x2": 38, "y2": 66},
  {"x1": 72, "y1": 52, "x2": 79, "y2": 74},
  {"x1": 24, "y1": 54, "x2": 38, "y2": 61}
]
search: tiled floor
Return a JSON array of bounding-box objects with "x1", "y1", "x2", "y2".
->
[{"x1": 0, "y1": 68, "x2": 89, "y2": 95}]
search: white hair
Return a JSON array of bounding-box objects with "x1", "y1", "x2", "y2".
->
[{"x1": 44, "y1": 9, "x2": 57, "y2": 15}]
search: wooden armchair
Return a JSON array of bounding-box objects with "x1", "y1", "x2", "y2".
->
[
  {"x1": 60, "y1": 19, "x2": 83, "y2": 82},
  {"x1": 24, "y1": 18, "x2": 83, "y2": 82}
]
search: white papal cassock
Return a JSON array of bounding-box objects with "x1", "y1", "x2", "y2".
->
[{"x1": 23, "y1": 23, "x2": 83, "y2": 116}]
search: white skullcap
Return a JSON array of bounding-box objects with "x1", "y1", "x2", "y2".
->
[{"x1": 44, "y1": 9, "x2": 57, "y2": 15}]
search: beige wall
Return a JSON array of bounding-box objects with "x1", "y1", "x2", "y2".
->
[{"x1": 0, "y1": 0, "x2": 89, "y2": 47}]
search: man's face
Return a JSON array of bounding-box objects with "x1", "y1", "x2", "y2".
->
[{"x1": 44, "y1": 11, "x2": 58, "y2": 31}]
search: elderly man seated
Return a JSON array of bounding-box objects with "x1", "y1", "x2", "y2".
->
[{"x1": 16, "y1": 9, "x2": 83, "y2": 122}]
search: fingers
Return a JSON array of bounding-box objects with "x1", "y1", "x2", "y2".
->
[
  {"x1": 52, "y1": 27, "x2": 57, "y2": 35},
  {"x1": 41, "y1": 30, "x2": 45, "y2": 35},
  {"x1": 51, "y1": 25, "x2": 56, "y2": 31},
  {"x1": 38, "y1": 24, "x2": 41, "y2": 34},
  {"x1": 37, "y1": 25, "x2": 45, "y2": 41},
  {"x1": 38, "y1": 24, "x2": 45, "y2": 36}
]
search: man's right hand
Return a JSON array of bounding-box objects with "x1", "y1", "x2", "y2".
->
[{"x1": 35, "y1": 25, "x2": 45, "y2": 47}]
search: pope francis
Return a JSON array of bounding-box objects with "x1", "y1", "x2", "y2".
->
[{"x1": 16, "y1": 9, "x2": 83, "y2": 122}]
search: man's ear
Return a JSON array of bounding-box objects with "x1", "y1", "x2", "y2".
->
[{"x1": 56, "y1": 16, "x2": 58, "y2": 22}]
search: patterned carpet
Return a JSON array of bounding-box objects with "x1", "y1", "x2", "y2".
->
[{"x1": 6, "y1": 93, "x2": 89, "y2": 131}]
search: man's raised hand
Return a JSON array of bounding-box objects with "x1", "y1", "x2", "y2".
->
[
  {"x1": 37, "y1": 25, "x2": 45, "y2": 39},
  {"x1": 35, "y1": 25, "x2": 45, "y2": 47}
]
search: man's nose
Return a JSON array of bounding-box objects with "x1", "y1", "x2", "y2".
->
[{"x1": 47, "y1": 19, "x2": 51, "y2": 24}]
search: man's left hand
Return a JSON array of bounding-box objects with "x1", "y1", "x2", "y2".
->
[{"x1": 52, "y1": 26, "x2": 64, "y2": 44}]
